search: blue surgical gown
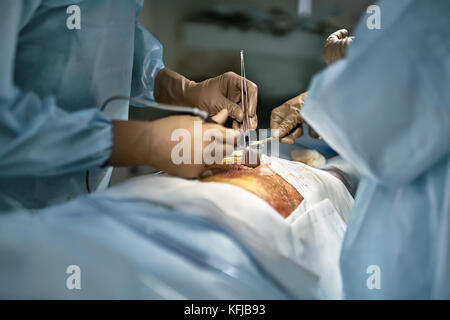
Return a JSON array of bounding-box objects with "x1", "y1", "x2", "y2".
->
[
  {"x1": 0, "y1": 0, "x2": 164, "y2": 210},
  {"x1": 302, "y1": 0, "x2": 450, "y2": 298},
  {"x1": 0, "y1": 195, "x2": 291, "y2": 299}
]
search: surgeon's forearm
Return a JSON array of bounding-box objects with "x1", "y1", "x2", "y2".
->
[{"x1": 107, "y1": 120, "x2": 152, "y2": 167}]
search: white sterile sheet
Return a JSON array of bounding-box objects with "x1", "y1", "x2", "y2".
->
[{"x1": 104, "y1": 155, "x2": 353, "y2": 299}]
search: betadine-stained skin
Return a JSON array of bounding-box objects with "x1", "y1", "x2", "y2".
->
[{"x1": 201, "y1": 163, "x2": 303, "y2": 218}]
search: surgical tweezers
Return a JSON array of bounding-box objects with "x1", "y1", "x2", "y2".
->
[
  {"x1": 240, "y1": 50, "x2": 250, "y2": 144},
  {"x1": 240, "y1": 50, "x2": 260, "y2": 167}
]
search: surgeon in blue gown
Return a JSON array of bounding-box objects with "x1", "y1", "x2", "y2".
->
[
  {"x1": 0, "y1": 0, "x2": 257, "y2": 211},
  {"x1": 0, "y1": 0, "x2": 287, "y2": 299},
  {"x1": 272, "y1": 0, "x2": 450, "y2": 298}
]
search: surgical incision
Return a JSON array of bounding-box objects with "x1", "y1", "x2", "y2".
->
[{"x1": 201, "y1": 163, "x2": 303, "y2": 218}]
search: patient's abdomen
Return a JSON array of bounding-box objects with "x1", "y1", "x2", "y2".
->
[{"x1": 201, "y1": 164, "x2": 303, "y2": 218}]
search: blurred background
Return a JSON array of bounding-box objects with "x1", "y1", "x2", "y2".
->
[{"x1": 112, "y1": 0, "x2": 373, "y2": 184}]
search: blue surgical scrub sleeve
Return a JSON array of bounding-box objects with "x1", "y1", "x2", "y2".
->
[
  {"x1": 302, "y1": 0, "x2": 450, "y2": 187},
  {"x1": 131, "y1": 22, "x2": 165, "y2": 101},
  {"x1": 301, "y1": 0, "x2": 450, "y2": 299},
  {"x1": 0, "y1": 2, "x2": 113, "y2": 177},
  {"x1": 0, "y1": 1, "x2": 166, "y2": 210}
]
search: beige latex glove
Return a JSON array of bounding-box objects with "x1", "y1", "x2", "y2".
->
[
  {"x1": 270, "y1": 92, "x2": 307, "y2": 144},
  {"x1": 154, "y1": 68, "x2": 258, "y2": 130},
  {"x1": 270, "y1": 29, "x2": 353, "y2": 143},
  {"x1": 324, "y1": 29, "x2": 354, "y2": 65},
  {"x1": 108, "y1": 109, "x2": 239, "y2": 178}
]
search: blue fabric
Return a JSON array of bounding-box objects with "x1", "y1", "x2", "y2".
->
[
  {"x1": 0, "y1": 194, "x2": 289, "y2": 299},
  {"x1": 0, "y1": 0, "x2": 164, "y2": 210},
  {"x1": 302, "y1": 0, "x2": 450, "y2": 298}
]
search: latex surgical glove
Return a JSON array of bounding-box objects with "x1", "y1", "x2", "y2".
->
[
  {"x1": 108, "y1": 109, "x2": 240, "y2": 178},
  {"x1": 154, "y1": 68, "x2": 258, "y2": 129},
  {"x1": 269, "y1": 29, "x2": 353, "y2": 144},
  {"x1": 324, "y1": 29, "x2": 354, "y2": 65},
  {"x1": 270, "y1": 92, "x2": 307, "y2": 144}
]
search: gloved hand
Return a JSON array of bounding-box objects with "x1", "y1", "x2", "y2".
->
[
  {"x1": 155, "y1": 68, "x2": 258, "y2": 130},
  {"x1": 270, "y1": 92, "x2": 307, "y2": 144},
  {"x1": 270, "y1": 29, "x2": 353, "y2": 144},
  {"x1": 108, "y1": 109, "x2": 240, "y2": 178},
  {"x1": 324, "y1": 29, "x2": 354, "y2": 65}
]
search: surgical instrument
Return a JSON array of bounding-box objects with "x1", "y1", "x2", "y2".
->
[
  {"x1": 240, "y1": 50, "x2": 260, "y2": 167},
  {"x1": 250, "y1": 136, "x2": 277, "y2": 147}
]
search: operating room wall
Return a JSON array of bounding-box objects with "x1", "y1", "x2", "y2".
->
[
  {"x1": 138, "y1": 0, "x2": 298, "y2": 70},
  {"x1": 138, "y1": 0, "x2": 372, "y2": 71}
]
